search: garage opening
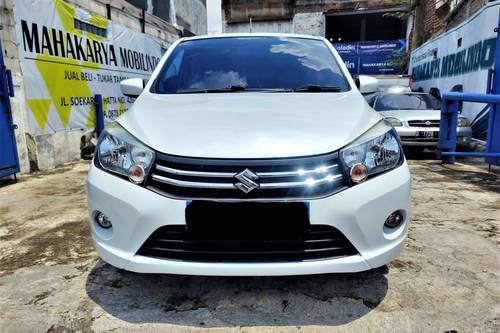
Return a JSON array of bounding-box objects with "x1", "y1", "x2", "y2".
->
[{"x1": 325, "y1": 10, "x2": 407, "y2": 43}]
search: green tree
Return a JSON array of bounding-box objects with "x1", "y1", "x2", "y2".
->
[
  {"x1": 388, "y1": 50, "x2": 410, "y2": 74},
  {"x1": 383, "y1": 0, "x2": 411, "y2": 20},
  {"x1": 384, "y1": 0, "x2": 411, "y2": 73}
]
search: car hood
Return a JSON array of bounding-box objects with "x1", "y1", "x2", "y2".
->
[
  {"x1": 379, "y1": 109, "x2": 441, "y2": 120},
  {"x1": 117, "y1": 92, "x2": 381, "y2": 158}
]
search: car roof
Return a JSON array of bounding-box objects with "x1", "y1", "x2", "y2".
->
[{"x1": 180, "y1": 33, "x2": 324, "y2": 43}]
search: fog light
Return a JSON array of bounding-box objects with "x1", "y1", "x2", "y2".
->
[
  {"x1": 95, "y1": 212, "x2": 112, "y2": 229},
  {"x1": 384, "y1": 210, "x2": 404, "y2": 228},
  {"x1": 350, "y1": 163, "x2": 368, "y2": 183},
  {"x1": 128, "y1": 164, "x2": 145, "y2": 184}
]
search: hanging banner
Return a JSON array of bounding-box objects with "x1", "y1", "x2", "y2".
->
[
  {"x1": 13, "y1": 0, "x2": 168, "y2": 135},
  {"x1": 409, "y1": 1, "x2": 499, "y2": 120},
  {"x1": 334, "y1": 39, "x2": 406, "y2": 75},
  {"x1": 333, "y1": 43, "x2": 359, "y2": 74}
]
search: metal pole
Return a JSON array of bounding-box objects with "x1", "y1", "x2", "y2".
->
[
  {"x1": 94, "y1": 94, "x2": 104, "y2": 136},
  {"x1": 485, "y1": 13, "x2": 500, "y2": 166}
]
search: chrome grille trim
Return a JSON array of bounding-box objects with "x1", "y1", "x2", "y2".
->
[
  {"x1": 152, "y1": 174, "x2": 235, "y2": 189},
  {"x1": 156, "y1": 165, "x2": 235, "y2": 178},
  {"x1": 146, "y1": 152, "x2": 348, "y2": 200},
  {"x1": 155, "y1": 163, "x2": 339, "y2": 178},
  {"x1": 259, "y1": 174, "x2": 343, "y2": 189},
  {"x1": 152, "y1": 173, "x2": 344, "y2": 190}
]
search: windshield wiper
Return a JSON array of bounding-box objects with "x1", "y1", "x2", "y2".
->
[
  {"x1": 177, "y1": 85, "x2": 247, "y2": 94},
  {"x1": 177, "y1": 85, "x2": 343, "y2": 94},
  {"x1": 292, "y1": 85, "x2": 343, "y2": 92}
]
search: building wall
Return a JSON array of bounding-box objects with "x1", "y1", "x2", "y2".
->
[
  {"x1": 2, "y1": 0, "x2": 40, "y2": 173},
  {"x1": 223, "y1": 0, "x2": 408, "y2": 37},
  {"x1": 295, "y1": 0, "x2": 403, "y2": 13},
  {"x1": 174, "y1": 0, "x2": 208, "y2": 35},
  {"x1": 224, "y1": 20, "x2": 293, "y2": 33},
  {"x1": 424, "y1": 0, "x2": 446, "y2": 38},
  {"x1": 0, "y1": 0, "x2": 191, "y2": 172},
  {"x1": 446, "y1": 0, "x2": 489, "y2": 29},
  {"x1": 292, "y1": 12, "x2": 325, "y2": 36},
  {"x1": 222, "y1": 0, "x2": 295, "y2": 23},
  {"x1": 412, "y1": 0, "x2": 489, "y2": 48},
  {"x1": 124, "y1": 0, "x2": 207, "y2": 35}
]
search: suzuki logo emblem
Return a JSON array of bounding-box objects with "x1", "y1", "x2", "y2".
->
[{"x1": 234, "y1": 168, "x2": 259, "y2": 193}]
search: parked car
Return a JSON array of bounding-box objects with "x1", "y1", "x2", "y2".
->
[
  {"x1": 371, "y1": 92, "x2": 472, "y2": 151},
  {"x1": 87, "y1": 33, "x2": 411, "y2": 276}
]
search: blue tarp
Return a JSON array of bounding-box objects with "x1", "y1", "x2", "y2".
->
[{"x1": 333, "y1": 39, "x2": 407, "y2": 75}]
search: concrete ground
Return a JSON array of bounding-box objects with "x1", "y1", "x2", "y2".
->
[{"x1": 0, "y1": 157, "x2": 498, "y2": 333}]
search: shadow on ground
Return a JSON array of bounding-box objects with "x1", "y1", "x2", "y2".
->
[
  {"x1": 403, "y1": 147, "x2": 499, "y2": 193},
  {"x1": 86, "y1": 260, "x2": 388, "y2": 328},
  {"x1": 430, "y1": 163, "x2": 500, "y2": 193},
  {"x1": 402, "y1": 147, "x2": 439, "y2": 160},
  {"x1": 0, "y1": 176, "x2": 17, "y2": 188}
]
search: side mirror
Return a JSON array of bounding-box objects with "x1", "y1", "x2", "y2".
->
[
  {"x1": 356, "y1": 75, "x2": 379, "y2": 94},
  {"x1": 120, "y1": 78, "x2": 144, "y2": 98}
]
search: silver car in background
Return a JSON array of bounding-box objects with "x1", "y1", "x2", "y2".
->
[{"x1": 371, "y1": 93, "x2": 472, "y2": 151}]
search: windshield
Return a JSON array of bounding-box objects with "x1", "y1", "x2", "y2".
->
[
  {"x1": 373, "y1": 94, "x2": 441, "y2": 111},
  {"x1": 151, "y1": 37, "x2": 350, "y2": 94}
]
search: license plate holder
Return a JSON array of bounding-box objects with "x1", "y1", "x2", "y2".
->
[
  {"x1": 185, "y1": 201, "x2": 310, "y2": 240},
  {"x1": 416, "y1": 130, "x2": 439, "y2": 139}
]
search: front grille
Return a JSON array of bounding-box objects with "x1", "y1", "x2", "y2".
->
[
  {"x1": 146, "y1": 152, "x2": 348, "y2": 200},
  {"x1": 137, "y1": 223, "x2": 358, "y2": 263},
  {"x1": 408, "y1": 120, "x2": 440, "y2": 127}
]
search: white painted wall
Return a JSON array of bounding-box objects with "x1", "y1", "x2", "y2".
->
[
  {"x1": 174, "y1": 0, "x2": 207, "y2": 35},
  {"x1": 292, "y1": 12, "x2": 325, "y2": 36},
  {"x1": 207, "y1": 0, "x2": 223, "y2": 34}
]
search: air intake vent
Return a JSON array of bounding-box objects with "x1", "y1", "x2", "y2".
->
[{"x1": 137, "y1": 202, "x2": 358, "y2": 264}]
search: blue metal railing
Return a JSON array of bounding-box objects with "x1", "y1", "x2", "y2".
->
[
  {"x1": 94, "y1": 94, "x2": 104, "y2": 136},
  {"x1": 439, "y1": 14, "x2": 500, "y2": 167},
  {"x1": 439, "y1": 92, "x2": 500, "y2": 164}
]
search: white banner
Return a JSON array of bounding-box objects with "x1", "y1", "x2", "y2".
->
[
  {"x1": 13, "y1": 0, "x2": 168, "y2": 135},
  {"x1": 409, "y1": 1, "x2": 499, "y2": 120}
]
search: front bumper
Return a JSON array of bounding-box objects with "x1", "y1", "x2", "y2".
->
[
  {"x1": 397, "y1": 126, "x2": 472, "y2": 147},
  {"x1": 87, "y1": 161, "x2": 411, "y2": 276}
]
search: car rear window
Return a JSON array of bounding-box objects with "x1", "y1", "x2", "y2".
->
[{"x1": 150, "y1": 36, "x2": 350, "y2": 94}]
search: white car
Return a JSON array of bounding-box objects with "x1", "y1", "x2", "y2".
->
[
  {"x1": 87, "y1": 33, "x2": 411, "y2": 276},
  {"x1": 371, "y1": 93, "x2": 472, "y2": 150}
]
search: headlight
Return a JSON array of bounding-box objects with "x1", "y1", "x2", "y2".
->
[
  {"x1": 458, "y1": 117, "x2": 471, "y2": 127},
  {"x1": 384, "y1": 117, "x2": 403, "y2": 127},
  {"x1": 97, "y1": 122, "x2": 155, "y2": 184},
  {"x1": 340, "y1": 121, "x2": 401, "y2": 184}
]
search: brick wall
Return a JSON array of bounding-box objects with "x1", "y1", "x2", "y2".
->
[
  {"x1": 446, "y1": 0, "x2": 488, "y2": 29},
  {"x1": 412, "y1": 0, "x2": 489, "y2": 49},
  {"x1": 424, "y1": 0, "x2": 447, "y2": 38}
]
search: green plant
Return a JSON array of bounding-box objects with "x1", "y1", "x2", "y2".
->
[
  {"x1": 383, "y1": 0, "x2": 411, "y2": 20},
  {"x1": 388, "y1": 50, "x2": 410, "y2": 74}
]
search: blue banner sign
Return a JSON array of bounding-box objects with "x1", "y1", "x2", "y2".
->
[{"x1": 333, "y1": 39, "x2": 406, "y2": 75}]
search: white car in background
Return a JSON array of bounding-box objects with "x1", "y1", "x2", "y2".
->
[
  {"x1": 87, "y1": 33, "x2": 411, "y2": 276},
  {"x1": 371, "y1": 92, "x2": 472, "y2": 151}
]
